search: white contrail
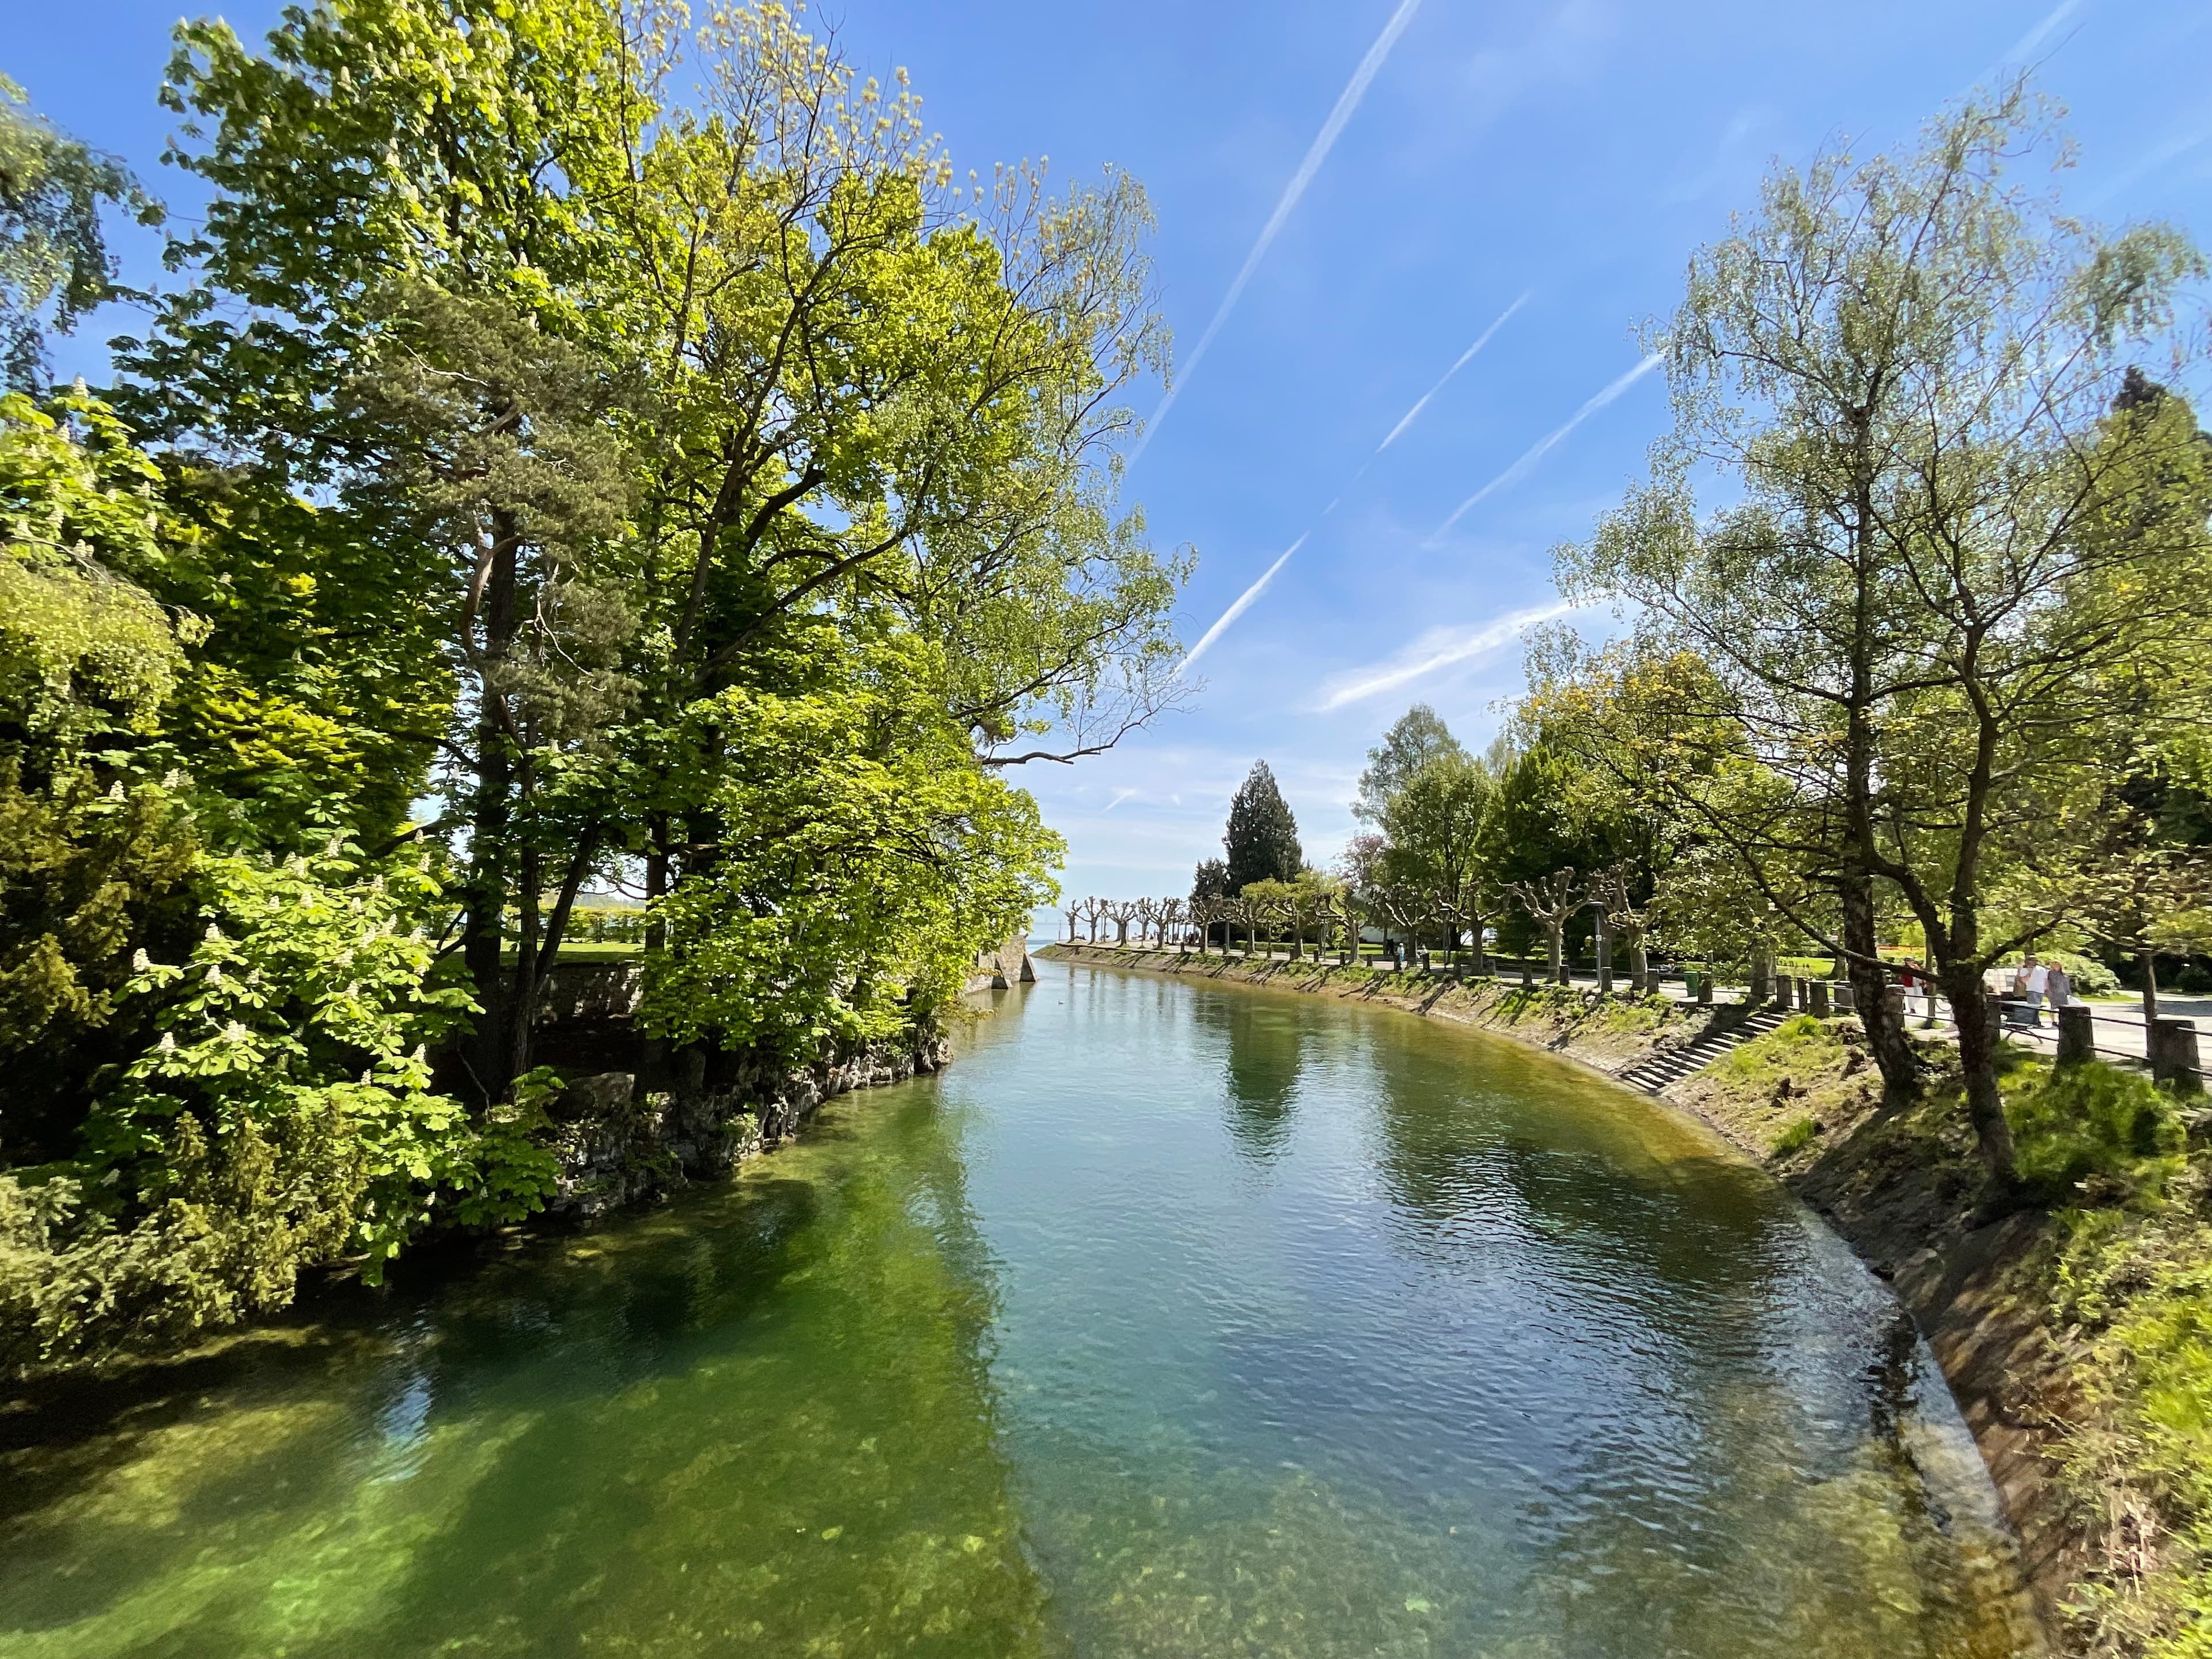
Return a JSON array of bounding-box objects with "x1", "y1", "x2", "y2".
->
[
  {"x1": 1315, "y1": 600, "x2": 1577, "y2": 711},
  {"x1": 1103, "y1": 788, "x2": 1140, "y2": 812},
  {"x1": 1377, "y1": 291, "x2": 1532, "y2": 453},
  {"x1": 1156, "y1": 291, "x2": 1531, "y2": 676},
  {"x1": 1431, "y1": 351, "x2": 1663, "y2": 541},
  {"x1": 1999, "y1": 0, "x2": 2083, "y2": 66},
  {"x1": 1128, "y1": 0, "x2": 1425, "y2": 467},
  {"x1": 1172, "y1": 533, "x2": 1309, "y2": 679}
]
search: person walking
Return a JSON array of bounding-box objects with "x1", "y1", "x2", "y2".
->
[
  {"x1": 2006, "y1": 958, "x2": 2033, "y2": 1027},
  {"x1": 2045, "y1": 959, "x2": 2073, "y2": 1010},
  {"x1": 2025, "y1": 955, "x2": 2048, "y2": 1028}
]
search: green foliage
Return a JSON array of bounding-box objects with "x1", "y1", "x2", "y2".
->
[
  {"x1": 1, "y1": 0, "x2": 1176, "y2": 1372},
  {"x1": 0, "y1": 389, "x2": 187, "y2": 750},
  {"x1": 0, "y1": 762, "x2": 198, "y2": 1155},
  {"x1": 0, "y1": 1104, "x2": 360, "y2": 1370},
  {"x1": 2051, "y1": 1197, "x2": 2212, "y2": 1656},
  {"x1": 1224, "y1": 760, "x2": 1302, "y2": 891},
  {"x1": 1477, "y1": 744, "x2": 1610, "y2": 891},
  {"x1": 1377, "y1": 749, "x2": 1491, "y2": 904},
  {"x1": 639, "y1": 637, "x2": 1060, "y2": 1059},
  {"x1": 1771, "y1": 1116, "x2": 1819, "y2": 1157},
  {"x1": 1353, "y1": 704, "x2": 1467, "y2": 825},
  {"x1": 1190, "y1": 857, "x2": 1229, "y2": 906},
  {"x1": 2008, "y1": 1060, "x2": 2186, "y2": 1199},
  {"x1": 0, "y1": 75, "x2": 159, "y2": 389},
  {"x1": 91, "y1": 836, "x2": 554, "y2": 1272}
]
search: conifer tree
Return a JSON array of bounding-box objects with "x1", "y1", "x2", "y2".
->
[{"x1": 1224, "y1": 761, "x2": 1302, "y2": 892}]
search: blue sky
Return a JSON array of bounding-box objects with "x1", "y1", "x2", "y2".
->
[{"x1": 12, "y1": 1, "x2": 2212, "y2": 917}]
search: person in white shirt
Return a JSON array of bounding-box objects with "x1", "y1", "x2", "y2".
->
[{"x1": 2025, "y1": 957, "x2": 2048, "y2": 1027}]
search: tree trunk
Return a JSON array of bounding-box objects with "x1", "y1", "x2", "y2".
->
[
  {"x1": 1628, "y1": 929, "x2": 1648, "y2": 994},
  {"x1": 640, "y1": 817, "x2": 669, "y2": 1092},
  {"x1": 2143, "y1": 952, "x2": 2161, "y2": 1022},
  {"x1": 1547, "y1": 921, "x2": 1566, "y2": 984},
  {"x1": 1945, "y1": 964, "x2": 2017, "y2": 1193},
  {"x1": 508, "y1": 825, "x2": 541, "y2": 1084},
  {"x1": 460, "y1": 534, "x2": 520, "y2": 1107},
  {"x1": 1842, "y1": 879, "x2": 1918, "y2": 1107}
]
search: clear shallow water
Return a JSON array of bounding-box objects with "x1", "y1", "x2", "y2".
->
[{"x1": 0, "y1": 960, "x2": 2039, "y2": 1658}]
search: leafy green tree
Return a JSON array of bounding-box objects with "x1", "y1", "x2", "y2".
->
[
  {"x1": 0, "y1": 75, "x2": 159, "y2": 389},
  {"x1": 1, "y1": 387, "x2": 552, "y2": 1365},
  {"x1": 1224, "y1": 760, "x2": 1302, "y2": 892},
  {"x1": 1475, "y1": 744, "x2": 1612, "y2": 956},
  {"x1": 1377, "y1": 750, "x2": 1493, "y2": 950},
  {"x1": 1562, "y1": 84, "x2": 2207, "y2": 1185},
  {"x1": 1, "y1": 387, "x2": 199, "y2": 1155},
  {"x1": 1353, "y1": 704, "x2": 1468, "y2": 824},
  {"x1": 638, "y1": 635, "x2": 1060, "y2": 1059},
  {"x1": 127, "y1": 1, "x2": 1179, "y2": 1105}
]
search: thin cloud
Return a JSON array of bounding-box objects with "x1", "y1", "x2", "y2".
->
[
  {"x1": 1129, "y1": 0, "x2": 1426, "y2": 466},
  {"x1": 1173, "y1": 533, "x2": 1308, "y2": 679},
  {"x1": 1103, "y1": 788, "x2": 1141, "y2": 812},
  {"x1": 1430, "y1": 351, "x2": 1663, "y2": 541},
  {"x1": 1955, "y1": 0, "x2": 2089, "y2": 102},
  {"x1": 2090, "y1": 120, "x2": 2212, "y2": 206},
  {"x1": 1377, "y1": 291, "x2": 1532, "y2": 452},
  {"x1": 1999, "y1": 0, "x2": 2084, "y2": 66},
  {"x1": 1315, "y1": 601, "x2": 1578, "y2": 711}
]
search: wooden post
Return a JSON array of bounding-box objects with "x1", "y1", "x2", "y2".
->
[
  {"x1": 2150, "y1": 1018, "x2": 2202, "y2": 1093},
  {"x1": 1808, "y1": 980, "x2": 1832, "y2": 1019},
  {"x1": 1697, "y1": 972, "x2": 1714, "y2": 1007},
  {"x1": 1832, "y1": 983, "x2": 1855, "y2": 1016},
  {"x1": 2056, "y1": 1004, "x2": 2095, "y2": 1067}
]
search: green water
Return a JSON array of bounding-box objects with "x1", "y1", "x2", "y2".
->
[{"x1": 0, "y1": 960, "x2": 2039, "y2": 1658}]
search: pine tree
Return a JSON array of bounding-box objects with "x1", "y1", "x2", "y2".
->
[{"x1": 1224, "y1": 762, "x2": 1303, "y2": 892}]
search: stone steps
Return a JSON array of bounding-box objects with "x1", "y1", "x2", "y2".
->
[{"x1": 1613, "y1": 1007, "x2": 1791, "y2": 1094}]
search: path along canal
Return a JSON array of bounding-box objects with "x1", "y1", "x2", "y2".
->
[{"x1": 0, "y1": 958, "x2": 2041, "y2": 1658}]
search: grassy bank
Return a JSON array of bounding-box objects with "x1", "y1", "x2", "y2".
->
[{"x1": 1044, "y1": 942, "x2": 2212, "y2": 1657}]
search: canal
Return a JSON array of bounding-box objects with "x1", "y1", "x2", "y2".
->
[{"x1": 0, "y1": 957, "x2": 2037, "y2": 1657}]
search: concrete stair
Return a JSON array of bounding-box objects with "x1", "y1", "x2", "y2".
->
[{"x1": 1613, "y1": 1006, "x2": 1790, "y2": 1094}]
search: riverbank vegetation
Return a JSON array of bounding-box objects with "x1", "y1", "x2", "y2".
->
[
  {"x1": 1057, "y1": 83, "x2": 2212, "y2": 1657},
  {"x1": 0, "y1": 2, "x2": 1180, "y2": 1370}
]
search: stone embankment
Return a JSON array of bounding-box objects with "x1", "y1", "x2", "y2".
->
[
  {"x1": 527, "y1": 934, "x2": 1031, "y2": 1219},
  {"x1": 1042, "y1": 941, "x2": 2079, "y2": 1642}
]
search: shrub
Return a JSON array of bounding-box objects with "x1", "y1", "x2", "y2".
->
[{"x1": 2009, "y1": 1060, "x2": 2185, "y2": 1197}]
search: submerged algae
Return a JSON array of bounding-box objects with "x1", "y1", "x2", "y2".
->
[{"x1": 1, "y1": 961, "x2": 2039, "y2": 1657}]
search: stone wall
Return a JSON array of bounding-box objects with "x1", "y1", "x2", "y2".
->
[
  {"x1": 965, "y1": 932, "x2": 1037, "y2": 993},
  {"x1": 525, "y1": 953, "x2": 984, "y2": 1221},
  {"x1": 544, "y1": 1025, "x2": 950, "y2": 1220}
]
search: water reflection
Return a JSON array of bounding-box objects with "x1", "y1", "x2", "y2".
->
[
  {"x1": 0, "y1": 1087, "x2": 1058, "y2": 1659},
  {"x1": 0, "y1": 962, "x2": 2039, "y2": 1658},
  {"x1": 1209, "y1": 994, "x2": 1310, "y2": 1164}
]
